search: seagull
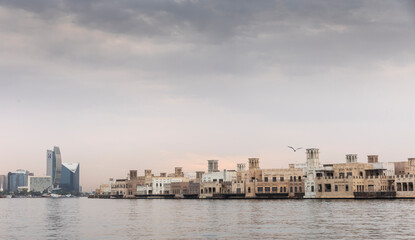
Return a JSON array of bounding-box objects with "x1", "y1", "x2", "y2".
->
[{"x1": 288, "y1": 146, "x2": 302, "y2": 152}]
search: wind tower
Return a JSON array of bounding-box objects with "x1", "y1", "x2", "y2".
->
[
  {"x1": 306, "y1": 148, "x2": 320, "y2": 168},
  {"x1": 346, "y1": 154, "x2": 358, "y2": 163},
  {"x1": 207, "y1": 160, "x2": 219, "y2": 173},
  {"x1": 248, "y1": 158, "x2": 260, "y2": 170}
]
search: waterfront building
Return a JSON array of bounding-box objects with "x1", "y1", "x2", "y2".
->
[
  {"x1": 236, "y1": 158, "x2": 305, "y2": 199},
  {"x1": 122, "y1": 168, "x2": 190, "y2": 198},
  {"x1": 111, "y1": 179, "x2": 127, "y2": 198},
  {"x1": 189, "y1": 181, "x2": 201, "y2": 196},
  {"x1": 395, "y1": 173, "x2": 415, "y2": 198},
  {"x1": 152, "y1": 176, "x2": 187, "y2": 195},
  {"x1": 136, "y1": 184, "x2": 152, "y2": 195},
  {"x1": 202, "y1": 169, "x2": 237, "y2": 183},
  {"x1": 393, "y1": 158, "x2": 415, "y2": 175},
  {"x1": 306, "y1": 153, "x2": 411, "y2": 199},
  {"x1": 96, "y1": 149, "x2": 415, "y2": 200},
  {"x1": 303, "y1": 149, "x2": 327, "y2": 198},
  {"x1": 96, "y1": 184, "x2": 109, "y2": 195},
  {"x1": 200, "y1": 181, "x2": 222, "y2": 198},
  {"x1": 170, "y1": 181, "x2": 200, "y2": 198},
  {"x1": 125, "y1": 170, "x2": 153, "y2": 198},
  {"x1": 151, "y1": 168, "x2": 189, "y2": 195},
  {"x1": 0, "y1": 175, "x2": 7, "y2": 192},
  {"x1": 46, "y1": 146, "x2": 62, "y2": 188},
  {"x1": 60, "y1": 162, "x2": 80, "y2": 193},
  {"x1": 8, "y1": 169, "x2": 30, "y2": 193},
  {"x1": 28, "y1": 176, "x2": 52, "y2": 193},
  {"x1": 170, "y1": 182, "x2": 188, "y2": 196},
  {"x1": 200, "y1": 160, "x2": 237, "y2": 198}
]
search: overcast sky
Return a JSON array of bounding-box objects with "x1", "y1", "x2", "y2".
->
[{"x1": 1, "y1": 0, "x2": 415, "y2": 191}]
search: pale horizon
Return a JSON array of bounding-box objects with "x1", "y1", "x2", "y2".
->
[{"x1": 1, "y1": 0, "x2": 415, "y2": 191}]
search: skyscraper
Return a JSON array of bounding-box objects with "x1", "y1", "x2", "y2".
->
[
  {"x1": 0, "y1": 175, "x2": 8, "y2": 192},
  {"x1": 46, "y1": 146, "x2": 62, "y2": 188},
  {"x1": 60, "y1": 162, "x2": 80, "y2": 193},
  {"x1": 8, "y1": 169, "x2": 29, "y2": 192}
]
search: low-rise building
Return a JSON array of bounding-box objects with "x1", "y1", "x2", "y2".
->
[
  {"x1": 202, "y1": 170, "x2": 237, "y2": 183},
  {"x1": 28, "y1": 176, "x2": 52, "y2": 193},
  {"x1": 237, "y1": 158, "x2": 304, "y2": 198},
  {"x1": 152, "y1": 177, "x2": 188, "y2": 195},
  {"x1": 111, "y1": 179, "x2": 127, "y2": 198}
]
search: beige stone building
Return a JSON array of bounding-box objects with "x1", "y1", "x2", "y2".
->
[{"x1": 236, "y1": 158, "x2": 305, "y2": 198}]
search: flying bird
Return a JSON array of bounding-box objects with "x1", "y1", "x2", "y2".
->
[{"x1": 288, "y1": 146, "x2": 302, "y2": 152}]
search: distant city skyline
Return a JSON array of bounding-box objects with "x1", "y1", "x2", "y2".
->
[{"x1": 1, "y1": 0, "x2": 415, "y2": 191}]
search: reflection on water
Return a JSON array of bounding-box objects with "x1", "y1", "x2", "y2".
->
[{"x1": 1, "y1": 198, "x2": 415, "y2": 239}]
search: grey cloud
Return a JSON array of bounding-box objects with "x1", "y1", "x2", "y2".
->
[{"x1": 1, "y1": 0, "x2": 414, "y2": 79}]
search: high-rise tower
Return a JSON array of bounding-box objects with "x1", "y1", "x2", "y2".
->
[
  {"x1": 46, "y1": 146, "x2": 62, "y2": 188},
  {"x1": 60, "y1": 162, "x2": 80, "y2": 193}
]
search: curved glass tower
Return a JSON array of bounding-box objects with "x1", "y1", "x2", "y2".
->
[{"x1": 46, "y1": 146, "x2": 62, "y2": 188}]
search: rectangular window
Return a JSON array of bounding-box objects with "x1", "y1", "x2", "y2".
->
[
  {"x1": 397, "y1": 183, "x2": 402, "y2": 191},
  {"x1": 335, "y1": 185, "x2": 338, "y2": 192},
  {"x1": 410, "y1": 182, "x2": 414, "y2": 191},
  {"x1": 293, "y1": 176, "x2": 296, "y2": 182},
  {"x1": 368, "y1": 185, "x2": 374, "y2": 192},
  {"x1": 284, "y1": 187, "x2": 286, "y2": 192},
  {"x1": 273, "y1": 177, "x2": 277, "y2": 182},
  {"x1": 265, "y1": 187, "x2": 270, "y2": 192},
  {"x1": 318, "y1": 184, "x2": 322, "y2": 192},
  {"x1": 280, "y1": 187, "x2": 283, "y2": 192},
  {"x1": 272, "y1": 187, "x2": 277, "y2": 192},
  {"x1": 280, "y1": 177, "x2": 284, "y2": 181},
  {"x1": 311, "y1": 186, "x2": 314, "y2": 192},
  {"x1": 325, "y1": 184, "x2": 331, "y2": 192},
  {"x1": 403, "y1": 182, "x2": 408, "y2": 191},
  {"x1": 345, "y1": 185, "x2": 349, "y2": 191},
  {"x1": 248, "y1": 187, "x2": 251, "y2": 193},
  {"x1": 339, "y1": 173, "x2": 344, "y2": 178},
  {"x1": 257, "y1": 187, "x2": 263, "y2": 192},
  {"x1": 264, "y1": 177, "x2": 268, "y2": 182}
]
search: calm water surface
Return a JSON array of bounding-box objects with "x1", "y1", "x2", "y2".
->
[{"x1": 1, "y1": 198, "x2": 414, "y2": 239}]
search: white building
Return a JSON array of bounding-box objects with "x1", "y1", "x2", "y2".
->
[
  {"x1": 202, "y1": 170, "x2": 237, "y2": 183},
  {"x1": 28, "y1": 176, "x2": 52, "y2": 193},
  {"x1": 151, "y1": 177, "x2": 187, "y2": 195},
  {"x1": 303, "y1": 148, "x2": 330, "y2": 199},
  {"x1": 137, "y1": 185, "x2": 152, "y2": 195},
  {"x1": 372, "y1": 162, "x2": 395, "y2": 176}
]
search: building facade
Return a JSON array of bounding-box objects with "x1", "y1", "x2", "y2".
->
[
  {"x1": 60, "y1": 162, "x2": 80, "y2": 193},
  {"x1": 8, "y1": 169, "x2": 30, "y2": 193},
  {"x1": 0, "y1": 175, "x2": 7, "y2": 192},
  {"x1": 28, "y1": 176, "x2": 52, "y2": 193},
  {"x1": 46, "y1": 146, "x2": 62, "y2": 188}
]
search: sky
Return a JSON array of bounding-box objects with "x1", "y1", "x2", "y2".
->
[{"x1": 1, "y1": 0, "x2": 415, "y2": 191}]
